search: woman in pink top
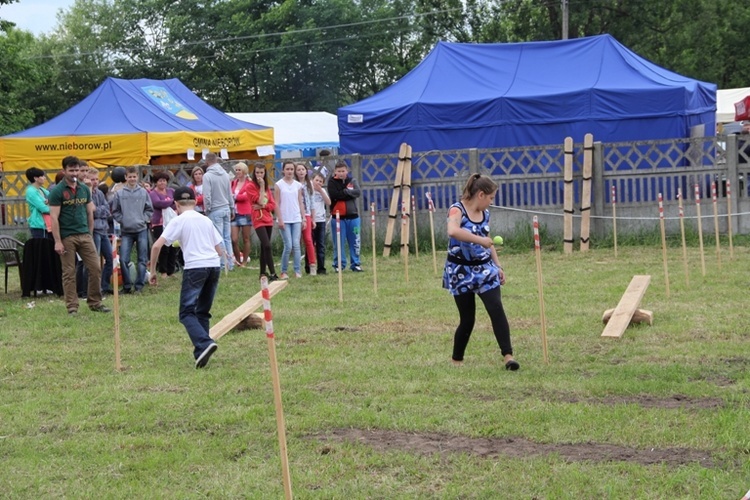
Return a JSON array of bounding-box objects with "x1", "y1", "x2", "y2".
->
[
  {"x1": 188, "y1": 166, "x2": 205, "y2": 213},
  {"x1": 149, "y1": 171, "x2": 178, "y2": 277},
  {"x1": 247, "y1": 162, "x2": 277, "y2": 280},
  {"x1": 230, "y1": 162, "x2": 253, "y2": 267}
]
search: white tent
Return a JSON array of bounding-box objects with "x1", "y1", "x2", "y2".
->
[
  {"x1": 717, "y1": 88, "x2": 750, "y2": 122},
  {"x1": 226, "y1": 111, "x2": 339, "y2": 157}
]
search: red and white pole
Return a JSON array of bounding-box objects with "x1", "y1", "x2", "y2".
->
[
  {"x1": 112, "y1": 234, "x2": 122, "y2": 371},
  {"x1": 411, "y1": 194, "x2": 418, "y2": 256},
  {"x1": 726, "y1": 180, "x2": 734, "y2": 258},
  {"x1": 695, "y1": 183, "x2": 706, "y2": 276},
  {"x1": 336, "y1": 211, "x2": 343, "y2": 302},
  {"x1": 611, "y1": 185, "x2": 618, "y2": 258},
  {"x1": 677, "y1": 189, "x2": 689, "y2": 286},
  {"x1": 260, "y1": 276, "x2": 293, "y2": 499},
  {"x1": 711, "y1": 181, "x2": 721, "y2": 268},
  {"x1": 402, "y1": 199, "x2": 409, "y2": 283},
  {"x1": 533, "y1": 216, "x2": 548, "y2": 364},
  {"x1": 658, "y1": 193, "x2": 670, "y2": 297},
  {"x1": 426, "y1": 192, "x2": 437, "y2": 274},
  {"x1": 371, "y1": 203, "x2": 377, "y2": 293}
]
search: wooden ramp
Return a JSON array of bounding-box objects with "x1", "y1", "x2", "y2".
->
[
  {"x1": 601, "y1": 275, "x2": 651, "y2": 338},
  {"x1": 210, "y1": 280, "x2": 287, "y2": 340}
]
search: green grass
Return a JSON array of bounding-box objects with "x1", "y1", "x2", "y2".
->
[{"x1": 1, "y1": 243, "x2": 749, "y2": 498}]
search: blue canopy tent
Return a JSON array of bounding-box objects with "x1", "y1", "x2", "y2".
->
[{"x1": 338, "y1": 35, "x2": 716, "y2": 156}]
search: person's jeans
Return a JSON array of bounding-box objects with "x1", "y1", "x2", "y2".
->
[
  {"x1": 312, "y1": 219, "x2": 327, "y2": 272},
  {"x1": 119, "y1": 230, "x2": 149, "y2": 291},
  {"x1": 331, "y1": 217, "x2": 361, "y2": 269},
  {"x1": 60, "y1": 233, "x2": 102, "y2": 312},
  {"x1": 92, "y1": 231, "x2": 114, "y2": 292},
  {"x1": 280, "y1": 222, "x2": 301, "y2": 274},
  {"x1": 179, "y1": 267, "x2": 221, "y2": 358},
  {"x1": 207, "y1": 207, "x2": 233, "y2": 270}
]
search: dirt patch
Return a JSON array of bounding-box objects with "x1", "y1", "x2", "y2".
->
[
  {"x1": 312, "y1": 428, "x2": 714, "y2": 468},
  {"x1": 570, "y1": 394, "x2": 725, "y2": 409}
]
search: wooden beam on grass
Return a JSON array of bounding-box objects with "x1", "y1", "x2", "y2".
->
[
  {"x1": 601, "y1": 275, "x2": 651, "y2": 338},
  {"x1": 210, "y1": 280, "x2": 288, "y2": 340}
]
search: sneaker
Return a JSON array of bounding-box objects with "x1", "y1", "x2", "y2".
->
[
  {"x1": 332, "y1": 266, "x2": 341, "y2": 273},
  {"x1": 310, "y1": 267, "x2": 317, "y2": 276},
  {"x1": 351, "y1": 265, "x2": 364, "y2": 272},
  {"x1": 268, "y1": 274, "x2": 279, "y2": 282},
  {"x1": 279, "y1": 273, "x2": 289, "y2": 280},
  {"x1": 317, "y1": 268, "x2": 327, "y2": 275},
  {"x1": 90, "y1": 305, "x2": 111, "y2": 313},
  {"x1": 120, "y1": 288, "x2": 133, "y2": 295},
  {"x1": 195, "y1": 343, "x2": 218, "y2": 369},
  {"x1": 68, "y1": 310, "x2": 78, "y2": 316},
  {"x1": 295, "y1": 272, "x2": 302, "y2": 279}
]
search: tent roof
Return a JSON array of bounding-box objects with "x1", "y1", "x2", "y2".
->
[
  {"x1": 339, "y1": 35, "x2": 715, "y2": 148},
  {"x1": 227, "y1": 111, "x2": 339, "y2": 151},
  {"x1": 8, "y1": 77, "x2": 269, "y2": 137},
  {"x1": 717, "y1": 87, "x2": 750, "y2": 122}
]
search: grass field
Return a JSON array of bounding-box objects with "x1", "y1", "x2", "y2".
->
[{"x1": 1, "y1": 240, "x2": 749, "y2": 498}]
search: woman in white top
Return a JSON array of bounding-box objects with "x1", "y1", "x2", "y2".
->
[{"x1": 274, "y1": 161, "x2": 306, "y2": 279}]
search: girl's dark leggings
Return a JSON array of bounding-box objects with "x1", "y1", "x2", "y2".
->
[
  {"x1": 452, "y1": 286, "x2": 512, "y2": 361},
  {"x1": 256, "y1": 225, "x2": 276, "y2": 276}
]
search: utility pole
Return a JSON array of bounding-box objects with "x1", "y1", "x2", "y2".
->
[{"x1": 562, "y1": 0, "x2": 569, "y2": 39}]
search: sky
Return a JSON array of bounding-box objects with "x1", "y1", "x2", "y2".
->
[{"x1": 2, "y1": 0, "x2": 75, "y2": 35}]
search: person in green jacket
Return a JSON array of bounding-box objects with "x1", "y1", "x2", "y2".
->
[{"x1": 25, "y1": 167, "x2": 51, "y2": 239}]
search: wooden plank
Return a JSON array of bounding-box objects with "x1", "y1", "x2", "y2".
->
[
  {"x1": 210, "y1": 280, "x2": 288, "y2": 340},
  {"x1": 601, "y1": 275, "x2": 651, "y2": 338},
  {"x1": 400, "y1": 144, "x2": 413, "y2": 258},
  {"x1": 580, "y1": 133, "x2": 593, "y2": 251},
  {"x1": 383, "y1": 142, "x2": 408, "y2": 257},
  {"x1": 563, "y1": 137, "x2": 574, "y2": 254}
]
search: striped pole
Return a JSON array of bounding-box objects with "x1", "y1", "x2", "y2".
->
[
  {"x1": 426, "y1": 192, "x2": 437, "y2": 275},
  {"x1": 726, "y1": 180, "x2": 734, "y2": 258},
  {"x1": 336, "y1": 212, "x2": 343, "y2": 302},
  {"x1": 711, "y1": 181, "x2": 721, "y2": 268},
  {"x1": 111, "y1": 234, "x2": 122, "y2": 372},
  {"x1": 611, "y1": 185, "x2": 618, "y2": 258},
  {"x1": 677, "y1": 189, "x2": 689, "y2": 286},
  {"x1": 695, "y1": 184, "x2": 706, "y2": 276},
  {"x1": 402, "y1": 199, "x2": 409, "y2": 283},
  {"x1": 411, "y1": 194, "x2": 419, "y2": 256},
  {"x1": 371, "y1": 203, "x2": 377, "y2": 294},
  {"x1": 533, "y1": 216, "x2": 548, "y2": 364},
  {"x1": 658, "y1": 193, "x2": 670, "y2": 298},
  {"x1": 261, "y1": 276, "x2": 293, "y2": 500}
]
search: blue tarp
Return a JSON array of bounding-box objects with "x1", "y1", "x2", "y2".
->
[{"x1": 338, "y1": 35, "x2": 717, "y2": 155}]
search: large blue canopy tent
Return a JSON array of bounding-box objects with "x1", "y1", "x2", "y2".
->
[{"x1": 338, "y1": 35, "x2": 716, "y2": 156}]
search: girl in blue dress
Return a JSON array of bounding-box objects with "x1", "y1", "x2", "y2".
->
[{"x1": 443, "y1": 174, "x2": 518, "y2": 370}]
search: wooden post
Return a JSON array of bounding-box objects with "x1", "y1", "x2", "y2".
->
[
  {"x1": 611, "y1": 185, "x2": 618, "y2": 258},
  {"x1": 383, "y1": 143, "x2": 408, "y2": 256},
  {"x1": 411, "y1": 194, "x2": 419, "y2": 257},
  {"x1": 727, "y1": 180, "x2": 734, "y2": 259},
  {"x1": 336, "y1": 212, "x2": 343, "y2": 302},
  {"x1": 402, "y1": 200, "x2": 409, "y2": 283},
  {"x1": 695, "y1": 184, "x2": 706, "y2": 277},
  {"x1": 399, "y1": 145, "x2": 413, "y2": 258},
  {"x1": 426, "y1": 192, "x2": 438, "y2": 275},
  {"x1": 677, "y1": 189, "x2": 689, "y2": 286},
  {"x1": 580, "y1": 133, "x2": 593, "y2": 251},
  {"x1": 658, "y1": 193, "x2": 670, "y2": 298},
  {"x1": 260, "y1": 276, "x2": 293, "y2": 500},
  {"x1": 112, "y1": 235, "x2": 122, "y2": 372},
  {"x1": 563, "y1": 137, "x2": 574, "y2": 254}
]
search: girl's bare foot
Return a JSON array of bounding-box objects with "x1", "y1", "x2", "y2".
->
[{"x1": 450, "y1": 358, "x2": 463, "y2": 366}]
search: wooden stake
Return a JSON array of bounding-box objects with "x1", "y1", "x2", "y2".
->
[
  {"x1": 711, "y1": 181, "x2": 721, "y2": 269},
  {"x1": 580, "y1": 133, "x2": 593, "y2": 251},
  {"x1": 611, "y1": 185, "x2": 618, "y2": 258},
  {"x1": 533, "y1": 216, "x2": 548, "y2": 364},
  {"x1": 383, "y1": 143, "x2": 408, "y2": 256},
  {"x1": 563, "y1": 137, "x2": 574, "y2": 254},
  {"x1": 112, "y1": 235, "x2": 122, "y2": 372},
  {"x1": 336, "y1": 211, "x2": 343, "y2": 302},
  {"x1": 371, "y1": 203, "x2": 377, "y2": 294},
  {"x1": 399, "y1": 145, "x2": 413, "y2": 258},
  {"x1": 677, "y1": 189, "x2": 689, "y2": 287},
  {"x1": 411, "y1": 194, "x2": 419, "y2": 257},
  {"x1": 695, "y1": 184, "x2": 706, "y2": 276},
  {"x1": 658, "y1": 193, "x2": 670, "y2": 298},
  {"x1": 260, "y1": 276, "x2": 293, "y2": 500},
  {"x1": 401, "y1": 200, "x2": 409, "y2": 283},
  {"x1": 426, "y1": 192, "x2": 438, "y2": 275},
  {"x1": 726, "y1": 180, "x2": 734, "y2": 258}
]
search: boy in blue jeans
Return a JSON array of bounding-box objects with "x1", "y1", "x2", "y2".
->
[
  {"x1": 149, "y1": 187, "x2": 225, "y2": 369},
  {"x1": 327, "y1": 161, "x2": 362, "y2": 272}
]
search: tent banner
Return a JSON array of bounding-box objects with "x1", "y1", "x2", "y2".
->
[
  {"x1": 0, "y1": 134, "x2": 147, "y2": 170},
  {"x1": 148, "y1": 129, "x2": 274, "y2": 156}
]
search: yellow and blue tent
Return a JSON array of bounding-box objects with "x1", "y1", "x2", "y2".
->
[{"x1": 0, "y1": 77, "x2": 274, "y2": 171}]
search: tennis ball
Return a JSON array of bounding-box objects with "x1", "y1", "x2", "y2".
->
[
  {"x1": 493, "y1": 235, "x2": 504, "y2": 245},
  {"x1": 172, "y1": 240, "x2": 180, "y2": 248}
]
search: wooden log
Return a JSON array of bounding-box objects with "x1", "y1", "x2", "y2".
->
[
  {"x1": 383, "y1": 142, "x2": 408, "y2": 257},
  {"x1": 400, "y1": 144, "x2": 413, "y2": 258},
  {"x1": 210, "y1": 280, "x2": 287, "y2": 340},
  {"x1": 580, "y1": 133, "x2": 593, "y2": 251},
  {"x1": 563, "y1": 137, "x2": 574, "y2": 254}
]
